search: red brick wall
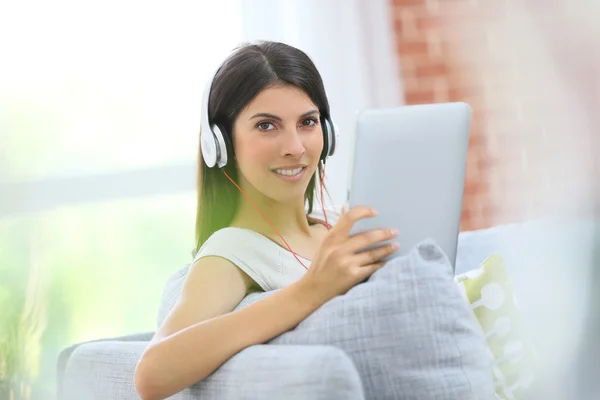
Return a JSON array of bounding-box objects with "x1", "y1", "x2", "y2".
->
[
  {"x1": 391, "y1": 0, "x2": 491, "y2": 231},
  {"x1": 390, "y1": 0, "x2": 598, "y2": 231}
]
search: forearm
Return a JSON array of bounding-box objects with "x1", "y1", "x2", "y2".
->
[{"x1": 135, "y1": 278, "x2": 324, "y2": 400}]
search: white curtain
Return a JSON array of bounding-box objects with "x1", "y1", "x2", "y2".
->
[{"x1": 241, "y1": 0, "x2": 403, "y2": 208}]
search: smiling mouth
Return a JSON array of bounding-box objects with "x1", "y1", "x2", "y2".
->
[
  {"x1": 271, "y1": 166, "x2": 307, "y2": 182},
  {"x1": 273, "y1": 167, "x2": 305, "y2": 176}
]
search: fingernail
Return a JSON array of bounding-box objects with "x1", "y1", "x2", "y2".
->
[
  {"x1": 392, "y1": 243, "x2": 399, "y2": 250},
  {"x1": 371, "y1": 209, "x2": 379, "y2": 215}
]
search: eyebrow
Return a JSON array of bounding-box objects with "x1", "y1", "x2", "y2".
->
[{"x1": 249, "y1": 109, "x2": 320, "y2": 121}]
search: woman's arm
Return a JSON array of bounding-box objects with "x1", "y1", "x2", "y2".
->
[{"x1": 134, "y1": 256, "x2": 324, "y2": 400}]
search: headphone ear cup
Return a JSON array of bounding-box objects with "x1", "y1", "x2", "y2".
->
[
  {"x1": 329, "y1": 120, "x2": 338, "y2": 156},
  {"x1": 217, "y1": 124, "x2": 234, "y2": 162},
  {"x1": 201, "y1": 129, "x2": 218, "y2": 168},
  {"x1": 211, "y1": 124, "x2": 229, "y2": 168},
  {"x1": 321, "y1": 118, "x2": 336, "y2": 160},
  {"x1": 320, "y1": 117, "x2": 330, "y2": 161}
]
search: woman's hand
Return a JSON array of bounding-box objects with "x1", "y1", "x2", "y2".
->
[{"x1": 299, "y1": 206, "x2": 399, "y2": 304}]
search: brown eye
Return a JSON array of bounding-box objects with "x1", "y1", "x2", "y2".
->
[
  {"x1": 301, "y1": 117, "x2": 318, "y2": 127},
  {"x1": 257, "y1": 121, "x2": 275, "y2": 131}
]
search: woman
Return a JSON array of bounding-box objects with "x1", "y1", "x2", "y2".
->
[{"x1": 134, "y1": 41, "x2": 399, "y2": 400}]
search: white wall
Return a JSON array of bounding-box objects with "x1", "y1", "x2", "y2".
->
[{"x1": 241, "y1": 0, "x2": 403, "y2": 208}]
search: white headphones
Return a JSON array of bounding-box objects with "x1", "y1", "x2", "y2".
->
[{"x1": 200, "y1": 67, "x2": 338, "y2": 168}]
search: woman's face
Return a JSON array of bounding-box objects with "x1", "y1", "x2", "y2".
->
[{"x1": 232, "y1": 84, "x2": 324, "y2": 205}]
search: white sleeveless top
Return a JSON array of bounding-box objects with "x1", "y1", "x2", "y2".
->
[{"x1": 192, "y1": 207, "x2": 341, "y2": 291}]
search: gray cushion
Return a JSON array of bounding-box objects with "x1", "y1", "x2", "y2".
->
[
  {"x1": 157, "y1": 264, "x2": 190, "y2": 328},
  {"x1": 236, "y1": 241, "x2": 495, "y2": 400}
]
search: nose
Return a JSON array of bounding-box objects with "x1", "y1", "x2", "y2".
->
[{"x1": 281, "y1": 128, "x2": 306, "y2": 157}]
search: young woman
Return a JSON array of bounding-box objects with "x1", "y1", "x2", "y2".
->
[{"x1": 134, "y1": 41, "x2": 399, "y2": 400}]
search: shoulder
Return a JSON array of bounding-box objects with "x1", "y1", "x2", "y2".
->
[
  {"x1": 194, "y1": 228, "x2": 258, "y2": 261},
  {"x1": 307, "y1": 204, "x2": 343, "y2": 226},
  {"x1": 193, "y1": 227, "x2": 272, "y2": 291}
]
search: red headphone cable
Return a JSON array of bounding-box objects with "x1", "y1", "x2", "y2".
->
[{"x1": 222, "y1": 163, "x2": 330, "y2": 271}]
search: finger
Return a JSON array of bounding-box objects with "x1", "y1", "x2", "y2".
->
[
  {"x1": 354, "y1": 260, "x2": 387, "y2": 282},
  {"x1": 333, "y1": 206, "x2": 378, "y2": 237},
  {"x1": 368, "y1": 260, "x2": 388, "y2": 274},
  {"x1": 354, "y1": 242, "x2": 399, "y2": 267},
  {"x1": 344, "y1": 228, "x2": 398, "y2": 254}
]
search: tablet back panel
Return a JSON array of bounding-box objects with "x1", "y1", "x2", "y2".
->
[{"x1": 347, "y1": 102, "x2": 471, "y2": 267}]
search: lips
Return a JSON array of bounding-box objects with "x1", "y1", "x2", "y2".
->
[
  {"x1": 273, "y1": 167, "x2": 304, "y2": 176},
  {"x1": 272, "y1": 166, "x2": 307, "y2": 182},
  {"x1": 271, "y1": 164, "x2": 307, "y2": 171}
]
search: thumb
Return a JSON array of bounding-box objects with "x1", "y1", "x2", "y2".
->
[{"x1": 336, "y1": 205, "x2": 347, "y2": 226}]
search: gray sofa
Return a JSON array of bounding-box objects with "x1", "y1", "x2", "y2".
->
[{"x1": 57, "y1": 218, "x2": 597, "y2": 399}]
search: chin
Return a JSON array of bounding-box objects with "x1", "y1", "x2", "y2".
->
[
  {"x1": 273, "y1": 187, "x2": 310, "y2": 204},
  {"x1": 257, "y1": 164, "x2": 319, "y2": 202},
  {"x1": 271, "y1": 183, "x2": 311, "y2": 204}
]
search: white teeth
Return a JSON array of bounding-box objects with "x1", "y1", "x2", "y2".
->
[{"x1": 274, "y1": 167, "x2": 303, "y2": 176}]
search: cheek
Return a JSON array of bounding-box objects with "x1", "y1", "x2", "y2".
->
[
  {"x1": 308, "y1": 129, "x2": 324, "y2": 156},
  {"x1": 235, "y1": 136, "x2": 272, "y2": 167}
]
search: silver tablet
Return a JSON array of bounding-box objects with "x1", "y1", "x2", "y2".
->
[{"x1": 346, "y1": 102, "x2": 471, "y2": 268}]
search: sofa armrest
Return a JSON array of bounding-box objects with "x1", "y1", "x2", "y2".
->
[
  {"x1": 60, "y1": 340, "x2": 364, "y2": 400},
  {"x1": 57, "y1": 332, "x2": 154, "y2": 400}
]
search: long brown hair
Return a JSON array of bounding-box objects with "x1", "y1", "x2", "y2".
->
[{"x1": 193, "y1": 41, "x2": 332, "y2": 256}]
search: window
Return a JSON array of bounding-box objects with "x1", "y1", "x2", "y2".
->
[{"x1": 0, "y1": 1, "x2": 243, "y2": 397}]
